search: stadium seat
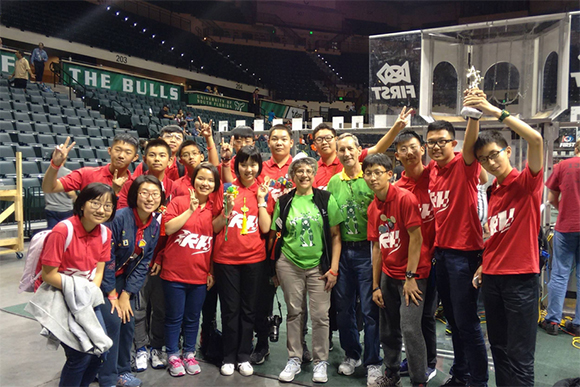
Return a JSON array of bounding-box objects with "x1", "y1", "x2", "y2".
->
[
  {"x1": 16, "y1": 145, "x2": 39, "y2": 159},
  {"x1": 15, "y1": 122, "x2": 34, "y2": 132},
  {"x1": 0, "y1": 111, "x2": 13, "y2": 120},
  {"x1": 58, "y1": 100, "x2": 72, "y2": 108},
  {"x1": 81, "y1": 118, "x2": 94, "y2": 127},
  {"x1": 13, "y1": 112, "x2": 31, "y2": 122},
  {"x1": 51, "y1": 124, "x2": 68, "y2": 135},
  {"x1": 29, "y1": 95, "x2": 45, "y2": 105},
  {"x1": 0, "y1": 121, "x2": 14, "y2": 131},
  {"x1": 48, "y1": 115, "x2": 64, "y2": 124},
  {"x1": 65, "y1": 160, "x2": 82, "y2": 171},
  {"x1": 29, "y1": 104, "x2": 46, "y2": 114},
  {"x1": 83, "y1": 161, "x2": 99, "y2": 168},
  {"x1": 48, "y1": 106, "x2": 62, "y2": 115},
  {"x1": 96, "y1": 148, "x2": 109, "y2": 160},
  {"x1": 89, "y1": 138, "x2": 106, "y2": 148},
  {"x1": 66, "y1": 117, "x2": 81, "y2": 126},
  {"x1": 69, "y1": 127, "x2": 86, "y2": 137},
  {"x1": 72, "y1": 100, "x2": 84, "y2": 109},
  {"x1": 0, "y1": 100, "x2": 12, "y2": 110},
  {"x1": 31, "y1": 113, "x2": 49, "y2": 123},
  {"x1": 45, "y1": 97, "x2": 59, "y2": 106},
  {"x1": 0, "y1": 160, "x2": 16, "y2": 177},
  {"x1": 11, "y1": 102, "x2": 29, "y2": 112},
  {"x1": 73, "y1": 136, "x2": 90, "y2": 147},
  {"x1": 76, "y1": 109, "x2": 90, "y2": 118},
  {"x1": 101, "y1": 128, "x2": 114, "y2": 138},
  {"x1": 37, "y1": 133, "x2": 56, "y2": 145},
  {"x1": 63, "y1": 108, "x2": 76, "y2": 117},
  {"x1": 17, "y1": 133, "x2": 36, "y2": 145},
  {"x1": 0, "y1": 145, "x2": 15, "y2": 160},
  {"x1": 78, "y1": 148, "x2": 96, "y2": 160},
  {"x1": 21, "y1": 161, "x2": 41, "y2": 177},
  {"x1": 95, "y1": 119, "x2": 108, "y2": 128}
]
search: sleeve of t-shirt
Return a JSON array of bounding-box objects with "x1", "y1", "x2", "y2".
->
[
  {"x1": 39, "y1": 224, "x2": 67, "y2": 268},
  {"x1": 459, "y1": 153, "x2": 481, "y2": 181},
  {"x1": 164, "y1": 196, "x2": 188, "y2": 222},
  {"x1": 59, "y1": 169, "x2": 84, "y2": 192},
  {"x1": 545, "y1": 163, "x2": 560, "y2": 192},
  {"x1": 401, "y1": 192, "x2": 422, "y2": 229},
  {"x1": 100, "y1": 228, "x2": 113, "y2": 263},
  {"x1": 359, "y1": 148, "x2": 369, "y2": 162},
  {"x1": 266, "y1": 194, "x2": 276, "y2": 215},
  {"x1": 520, "y1": 164, "x2": 544, "y2": 193},
  {"x1": 25, "y1": 59, "x2": 30, "y2": 71},
  {"x1": 367, "y1": 202, "x2": 379, "y2": 242},
  {"x1": 271, "y1": 201, "x2": 281, "y2": 231},
  {"x1": 132, "y1": 162, "x2": 144, "y2": 178},
  {"x1": 116, "y1": 183, "x2": 130, "y2": 209},
  {"x1": 326, "y1": 175, "x2": 338, "y2": 195},
  {"x1": 327, "y1": 195, "x2": 345, "y2": 227},
  {"x1": 211, "y1": 186, "x2": 224, "y2": 218}
]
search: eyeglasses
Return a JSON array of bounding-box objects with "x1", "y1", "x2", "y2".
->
[
  {"x1": 426, "y1": 139, "x2": 454, "y2": 148},
  {"x1": 294, "y1": 169, "x2": 315, "y2": 176},
  {"x1": 138, "y1": 191, "x2": 161, "y2": 199},
  {"x1": 477, "y1": 147, "x2": 507, "y2": 164},
  {"x1": 314, "y1": 135, "x2": 335, "y2": 144},
  {"x1": 398, "y1": 144, "x2": 421, "y2": 154},
  {"x1": 88, "y1": 200, "x2": 113, "y2": 212},
  {"x1": 364, "y1": 170, "x2": 388, "y2": 178},
  {"x1": 162, "y1": 133, "x2": 184, "y2": 141}
]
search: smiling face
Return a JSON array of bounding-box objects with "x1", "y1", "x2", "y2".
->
[
  {"x1": 476, "y1": 142, "x2": 512, "y2": 178},
  {"x1": 82, "y1": 194, "x2": 114, "y2": 226},
  {"x1": 337, "y1": 136, "x2": 362, "y2": 169},
  {"x1": 395, "y1": 137, "x2": 424, "y2": 169},
  {"x1": 291, "y1": 163, "x2": 315, "y2": 192},
  {"x1": 136, "y1": 182, "x2": 162, "y2": 214},
  {"x1": 426, "y1": 129, "x2": 456, "y2": 163},
  {"x1": 268, "y1": 129, "x2": 293, "y2": 160},
  {"x1": 145, "y1": 145, "x2": 170, "y2": 174},
  {"x1": 194, "y1": 167, "x2": 216, "y2": 197},
  {"x1": 108, "y1": 141, "x2": 138, "y2": 171},
  {"x1": 314, "y1": 129, "x2": 337, "y2": 158},
  {"x1": 237, "y1": 158, "x2": 260, "y2": 186}
]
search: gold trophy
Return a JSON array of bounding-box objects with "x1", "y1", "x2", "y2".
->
[{"x1": 460, "y1": 66, "x2": 483, "y2": 120}]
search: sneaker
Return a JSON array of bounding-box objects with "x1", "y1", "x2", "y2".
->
[
  {"x1": 150, "y1": 348, "x2": 168, "y2": 369},
  {"x1": 540, "y1": 319, "x2": 559, "y2": 335},
  {"x1": 440, "y1": 375, "x2": 468, "y2": 386},
  {"x1": 367, "y1": 365, "x2": 382, "y2": 386},
  {"x1": 338, "y1": 357, "x2": 362, "y2": 376},
  {"x1": 279, "y1": 357, "x2": 301, "y2": 382},
  {"x1": 564, "y1": 320, "x2": 580, "y2": 336},
  {"x1": 134, "y1": 347, "x2": 148, "y2": 373},
  {"x1": 220, "y1": 363, "x2": 235, "y2": 376},
  {"x1": 302, "y1": 343, "x2": 313, "y2": 363},
  {"x1": 400, "y1": 358, "x2": 409, "y2": 376},
  {"x1": 116, "y1": 372, "x2": 142, "y2": 386},
  {"x1": 375, "y1": 375, "x2": 402, "y2": 387},
  {"x1": 312, "y1": 361, "x2": 329, "y2": 383},
  {"x1": 238, "y1": 361, "x2": 253, "y2": 376},
  {"x1": 426, "y1": 367, "x2": 436, "y2": 382},
  {"x1": 167, "y1": 355, "x2": 185, "y2": 377},
  {"x1": 250, "y1": 345, "x2": 270, "y2": 365},
  {"x1": 183, "y1": 352, "x2": 201, "y2": 375}
]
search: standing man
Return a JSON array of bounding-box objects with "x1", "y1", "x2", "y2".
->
[
  {"x1": 544, "y1": 139, "x2": 580, "y2": 336},
  {"x1": 31, "y1": 43, "x2": 48, "y2": 83},
  {"x1": 9, "y1": 50, "x2": 34, "y2": 89},
  {"x1": 426, "y1": 106, "x2": 488, "y2": 386}
]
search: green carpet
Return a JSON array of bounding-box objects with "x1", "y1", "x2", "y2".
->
[{"x1": 0, "y1": 302, "x2": 34, "y2": 320}]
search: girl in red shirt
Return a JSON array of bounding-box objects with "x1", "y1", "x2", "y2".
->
[
  {"x1": 212, "y1": 146, "x2": 270, "y2": 377},
  {"x1": 160, "y1": 163, "x2": 223, "y2": 377},
  {"x1": 40, "y1": 183, "x2": 116, "y2": 387}
]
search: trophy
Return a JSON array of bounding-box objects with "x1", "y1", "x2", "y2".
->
[{"x1": 460, "y1": 66, "x2": 483, "y2": 120}]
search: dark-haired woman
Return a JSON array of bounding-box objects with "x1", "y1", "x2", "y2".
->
[
  {"x1": 157, "y1": 163, "x2": 223, "y2": 377},
  {"x1": 39, "y1": 183, "x2": 117, "y2": 387},
  {"x1": 212, "y1": 146, "x2": 271, "y2": 377},
  {"x1": 98, "y1": 175, "x2": 163, "y2": 387}
]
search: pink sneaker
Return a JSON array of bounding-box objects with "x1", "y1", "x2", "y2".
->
[
  {"x1": 183, "y1": 352, "x2": 201, "y2": 375},
  {"x1": 168, "y1": 355, "x2": 185, "y2": 377}
]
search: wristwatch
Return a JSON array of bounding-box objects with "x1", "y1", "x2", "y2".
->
[
  {"x1": 405, "y1": 271, "x2": 419, "y2": 279},
  {"x1": 258, "y1": 202, "x2": 267, "y2": 208}
]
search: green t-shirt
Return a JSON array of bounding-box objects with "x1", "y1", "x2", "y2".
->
[
  {"x1": 272, "y1": 193, "x2": 344, "y2": 269},
  {"x1": 327, "y1": 171, "x2": 375, "y2": 242}
]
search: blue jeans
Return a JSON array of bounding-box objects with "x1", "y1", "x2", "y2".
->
[
  {"x1": 46, "y1": 210, "x2": 73, "y2": 230},
  {"x1": 163, "y1": 280, "x2": 207, "y2": 356},
  {"x1": 546, "y1": 231, "x2": 580, "y2": 325},
  {"x1": 99, "y1": 276, "x2": 136, "y2": 387},
  {"x1": 435, "y1": 248, "x2": 488, "y2": 387},
  {"x1": 59, "y1": 308, "x2": 106, "y2": 387},
  {"x1": 335, "y1": 241, "x2": 381, "y2": 366}
]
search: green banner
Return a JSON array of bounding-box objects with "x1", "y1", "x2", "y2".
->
[
  {"x1": 0, "y1": 49, "x2": 17, "y2": 74},
  {"x1": 260, "y1": 100, "x2": 305, "y2": 119},
  {"x1": 62, "y1": 62, "x2": 181, "y2": 101},
  {"x1": 188, "y1": 92, "x2": 248, "y2": 112}
]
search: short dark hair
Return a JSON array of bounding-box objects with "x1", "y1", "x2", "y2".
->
[
  {"x1": 111, "y1": 133, "x2": 139, "y2": 152},
  {"x1": 16, "y1": 50, "x2": 24, "y2": 56},
  {"x1": 73, "y1": 183, "x2": 117, "y2": 222},
  {"x1": 269, "y1": 124, "x2": 292, "y2": 138},
  {"x1": 160, "y1": 125, "x2": 184, "y2": 138},
  {"x1": 127, "y1": 175, "x2": 165, "y2": 210},
  {"x1": 394, "y1": 130, "x2": 423, "y2": 150},
  {"x1": 234, "y1": 145, "x2": 263, "y2": 179},
  {"x1": 191, "y1": 162, "x2": 221, "y2": 193},
  {"x1": 178, "y1": 140, "x2": 202, "y2": 157},
  {"x1": 427, "y1": 120, "x2": 456, "y2": 139},
  {"x1": 145, "y1": 138, "x2": 171, "y2": 156},
  {"x1": 231, "y1": 126, "x2": 254, "y2": 139},
  {"x1": 313, "y1": 123, "x2": 336, "y2": 139},
  {"x1": 473, "y1": 130, "x2": 509, "y2": 155},
  {"x1": 362, "y1": 153, "x2": 393, "y2": 172}
]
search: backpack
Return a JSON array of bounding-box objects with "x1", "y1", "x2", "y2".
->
[{"x1": 18, "y1": 219, "x2": 108, "y2": 293}]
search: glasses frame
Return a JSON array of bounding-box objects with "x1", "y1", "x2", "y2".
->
[
  {"x1": 425, "y1": 139, "x2": 454, "y2": 148},
  {"x1": 478, "y1": 147, "x2": 507, "y2": 164},
  {"x1": 88, "y1": 200, "x2": 113, "y2": 212}
]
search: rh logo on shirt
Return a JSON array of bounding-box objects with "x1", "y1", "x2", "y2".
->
[
  {"x1": 419, "y1": 203, "x2": 434, "y2": 221},
  {"x1": 228, "y1": 211, "x2": 259, "y2": 234},
  {"x1": 488, "y1": 208, "x2": 515, "y2": 237},
  {"x1": 379, "y1": 230, "x2": 401, "y2": 252},
  {"x1": 430, "y1": 191, "x2": 450, "y2": 212},
  {"x1": 174, "y1": 230, "x2": 213, "y2": 255}
]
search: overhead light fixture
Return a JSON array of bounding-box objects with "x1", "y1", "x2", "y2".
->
[
  {"x1": 106, "y1": 6, "x2": 110, "y2": 10},
  {"x1": 115, "y1": 11, "x2": 119, "y2": 16},
  {"x1": 161, "y1": 40, "x2": 165, "y2": 44},
  {"x1": 152, "y1": 34, "x2": 156, "y2": 38},
  {"x1": 124, "y1": 17, "x2": 128, "y2": 21}
]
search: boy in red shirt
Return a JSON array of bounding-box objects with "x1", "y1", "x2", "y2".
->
[
  {"x1": 426, "y1": 107, "x2": 487, "y2": 385},
  {"x1": 467, "y1": 93, "x2": 543, "y2": 386},
  {"x1": 364, "y1": 153, "x2": 429, "y2": 387}
]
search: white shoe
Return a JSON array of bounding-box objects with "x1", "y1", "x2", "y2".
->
[
  {"x1": 150, "y1": 348, "x2": 167, "y2": 369},
  {"x1": 367, "y1": 364, "x2": 382, "y2": 386},
  {"x1": 134, "y1": 349, "x2": 148, "y2": 372},
  {"x1": 338, "y1": 357, "x2": 361, "y2": 376},
  {"x1": 220, "y1": 363, "x2": 235, "y2": 376},
  {"x1": 426, "y1": 367, "x2": 437, "y2": 383},
  {"x1": 279, "y1": 357, "x2": 301, "y2": 382},
  {"x1": 238, "y1": 361, "x2": 253, "y2": 376},
  {"x1": 312, "y1": 361, "x2": 329, "y2": 383}
]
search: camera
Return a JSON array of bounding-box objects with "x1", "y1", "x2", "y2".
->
[{"x1": 267, "y1": 314, "x2": 283, "y2": 342}]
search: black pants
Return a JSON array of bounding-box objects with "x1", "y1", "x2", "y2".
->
[
  {"x1": 254, "y1": 260, "x2": 276, "y2": 344},
  {"x1": 483, "y1": 273, "x2": 538, "y2": 387},
  {"x1": 422, "y1": 265, "x2": 438, "y2": 369},
  {"x1": 215, "y1": 261, "x2": 263, "y2": 364},
  {"x1": 13, "y1": 78, "x2": 27, "y2": 89},
  {"x1": 201, "y1": 284, "x2": 219, "y2": 334},
  {"x1": 34, "y1": 60, "x2": 44, "y2": 82}
]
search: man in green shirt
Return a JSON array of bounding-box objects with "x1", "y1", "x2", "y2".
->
[{"x1": 327, "y1": 133, "x2": 382, "y2": 386}]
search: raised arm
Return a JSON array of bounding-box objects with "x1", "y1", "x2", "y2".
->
[
  {"x1": 42, "y1": 137, "x2": 75, "y2": 194},
  {"x1": 198, "y1": 117, "x2": 219, "y2": 166},
  {"x1": 367, "y1": 107, "x2": 412, "y2": 155}
]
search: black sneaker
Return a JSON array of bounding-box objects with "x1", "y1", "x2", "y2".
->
[
  {"x1": 250, "y1": 345, "x2": 270, "y2": 365},
  {"x1": 564, "y1": 320, "x2": 580, "y2": 336},
  {"x1": 440, "y1": 375, "x2": 468, "y2": 386},
  {"x1": 540, "y1": 319, "x2": 559, "y2": 335},
  {"x1": 302, "y1": 342, "x2": 313, "y2": 363},
  {"x1": 376, "y1": 375, "x2": 402, "y2": 387}
]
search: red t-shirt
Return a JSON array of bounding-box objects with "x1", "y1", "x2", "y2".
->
[
  {"x1": 39, "y1": 215, "x2": 111, "y2": 281},
  {"x1": 133, "y1": 158, "x2": 181, "y2": 181},
  {"x1": 59, "y1": 163, "x2": 133, "y2": 192},
  {"x1": 172, "y1": 175, "x2": 224, "y2": 215},
  {"x1": 314, "y1": 148, "x2": 369, "y2": 190},
  {"x1": 116, "y1": 172, "x2": 174, "y2": 209},
  {"x1": 545, "y1": 157, "x2": 580, "y2": 233},
  {"x1": 367, "y1": 184, "x2": 429, "y2": 280},
  {"x1": 212, "y1": 180, "x2": 266, "y2": 265},
  {"x1": 483, "y1": 165, "x2": 543, "y2": 275},
  {"x1": 395, "y1": 165, "x2": 436, "y2": 262},
  {"x1": 428, "y1": 152, "x2": 483, "y2": 251},
  {"x1": 160, "y1": 196, "x2": 219, "y2": 284},
  {"x1": 257, "y1": 156, "x2": 294, "y2": 214}
]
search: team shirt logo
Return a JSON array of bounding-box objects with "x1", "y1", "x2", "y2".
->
[
  {"x1": 289, "y1": 212, "x2": 320, "y2": 247},
  {"x1": 341, "y1": 199, "x2": 362, "y2": 235},
  {"x1": 174, "y1": 230, "x2": 213, "y2": 255},
  {"x1": 228, "y1": 211, "x2": 259, "y2": 234},
  {"x1": 419, "y1": 203, "x2": 434, "y2": 222},
  {"x1": 430, "y1": 190, "x2": 450, "y2": 213},
  {"x1": 488, "y1": 208, "x2": 516, "y2": 237},
  {"x1": 379, "y1": 230, "x2": 401, "y2": 252}
]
